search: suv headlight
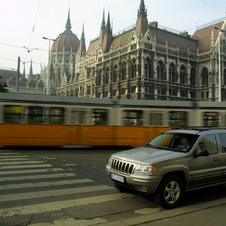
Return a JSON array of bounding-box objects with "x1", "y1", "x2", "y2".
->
[
  {"x1": 134, "y1": 164, "x2": 156, "y2": 175},
  {"x1": 108, "y1": 157, "x2": 113, "y2": 166}
]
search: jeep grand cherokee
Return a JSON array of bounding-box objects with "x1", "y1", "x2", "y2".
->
[{"x1": 106, "y1": 127, "x2": 226, "y2": 209}]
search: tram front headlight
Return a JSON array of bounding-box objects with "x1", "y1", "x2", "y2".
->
[{"x1": 134, "y1": 164, "x2": 156, "y2": 175}]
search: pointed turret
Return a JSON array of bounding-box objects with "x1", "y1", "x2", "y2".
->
[
  {"x1": 135, "y1": 0, "x2": 148, "y2": 35},
  {"x1": 66, "y1": 8, "x2": 72, "y2": 31},
  {"x1": 99, "y1": 9, "x2": 106, "y2": 44},
  {"x1": 102, "y1": 12, "x2": 113, "y2": 52},
  {"x1": 211, "y1": 27, "x2": 215, "y2": 48},
  {"x1": 23, "y1": 64, "x2": 26, "y2": 77},
  {"x1": 78, "y1": 23, "x2": 86, "y2": 55},
  {"x1": 28, "y1": 59, "x2": 33, "y2": 79}
]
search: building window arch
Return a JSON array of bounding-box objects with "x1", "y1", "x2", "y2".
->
[
  {"x1": 105, "y1": 67, "x2": 109, "y2": 85},
  {"x1": 122, "y1": 61, "x2": 127, "y2": 81},
  {"x1": 201, "y1": 67, "x2": 209, "y2": 87},
  {"x1": 144, "y1": 58, "x2": 151, "y2": 78},
  {"x1": 224, "y1": 68, "x2": 226, "y2": 85},
  {"x1": 190, "y1": 67, "x2": 196, "y2": 86},
  {"x1": 131, "y1": 59, "x2": 136, "y2": 79},
  {"x1": 113, "y1": 64, "x2": 117, "y2": 83},
  {"x1": 97, "y1": 69, "x2": 102, "y2": 86},
  {"x1": 157, "y1": 60, "x2": 165, "y2": 80},
  {"x1": 180, "y1": 65, "x2": 187, "y2": 84},
  {"x1": 58, "y1": 67, "x2": 61, "y2": 81},
  {"x1": 169, "y1": 63, "x2": 176, "y2": 82}
]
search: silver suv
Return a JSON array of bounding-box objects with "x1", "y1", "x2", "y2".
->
[{"x1": 106, "y1": 127, "x2": 226, "y2": 209}]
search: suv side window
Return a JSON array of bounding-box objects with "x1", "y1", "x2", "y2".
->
[
  {"x1": 218, "y1": 133, "x2": 226, "y2": 152},
  {"x1": 197, "y1": 134, "x2": 218, "y2": 155}
]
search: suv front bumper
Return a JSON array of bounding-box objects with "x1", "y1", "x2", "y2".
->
[{"x1": 106, "y1": 164, "x2": 160, "y2": 194}]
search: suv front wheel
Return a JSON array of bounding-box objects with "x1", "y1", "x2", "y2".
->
[{"x1": 153, "y1": 175, "x2": 184, "y2": 209}]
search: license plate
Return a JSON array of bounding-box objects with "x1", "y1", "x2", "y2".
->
[{"x1": 111, "y1": 173, "x2": 124, "y2": 183}]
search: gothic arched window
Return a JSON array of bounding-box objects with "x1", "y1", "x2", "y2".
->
[
  {"x1": 113, "y1": 65, "x2": 117, "y2": 83},
  {"x1": 180, "y1": 65, "x2": 186, "y2": 84},
  {"x1": 157, "y1": 61, "x2": 165, "y2": 80},
  {"x1": 190, "y1": 67, "x2": 196, "y2": 86},
  {"x1": 202, "y1": 67, "x2": 209, "y2": 86},
  {"x1": 106, "y1": 67, "x2": 109, "y2": 85},
  {"x1": 122, "y1": 62, "x2": 126, "y2": 81},
  {"x1": 224, "y1": 68, "x2": 226, "y2": 85},
  {"x1": 131, "y1": 59, "x2": 136, "y2": 79},
  {"x1": 144, "y1": 59, "x2": 151, "y2": 78},
  {"x1": 98, "y1": 69, "x2": 102, "y2": 86},
  {"x1": 169, "y1": 63, "x2": 176, "y2": 82}
]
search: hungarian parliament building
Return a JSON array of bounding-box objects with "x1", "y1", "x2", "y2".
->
[{"x1": 40, "y1": 0, "x2": 226, "y2": 101}]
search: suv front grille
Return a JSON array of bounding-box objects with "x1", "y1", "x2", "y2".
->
[{"x1": 111, "y1": 158, "x2": 136, "y2": 175}]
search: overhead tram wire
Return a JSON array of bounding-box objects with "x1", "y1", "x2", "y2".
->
[{"x1": 24, "y1": 0, "x2": 41, "y2": 62}]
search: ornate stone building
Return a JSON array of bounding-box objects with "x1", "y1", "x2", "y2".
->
[
  {"x1": 0, "y1": 60, "x2": 44, "y2": 94},
  {"x1": 41, "y1": 0, "x2": 226, "y2": 101}
]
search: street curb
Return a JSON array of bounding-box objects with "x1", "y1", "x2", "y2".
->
[{"x1": 98, "y1": 198, "x2": 226, "y2": 226}]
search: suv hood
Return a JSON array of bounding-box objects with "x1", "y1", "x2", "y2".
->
[{"x1": 112, "y1": 146, "x2": 185, "y2": 163}]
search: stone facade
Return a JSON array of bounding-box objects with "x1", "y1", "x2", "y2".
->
[
  {"x1": 42, "y1": 0, "x2": 226, "y2": 101},
  {"x1": 0, "y1": 64, "x2": 44, "y2": 94}
]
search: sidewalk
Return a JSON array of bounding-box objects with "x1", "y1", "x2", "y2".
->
[{"x1": 99, "y1": 197, "x2": 226, "y2": 226}]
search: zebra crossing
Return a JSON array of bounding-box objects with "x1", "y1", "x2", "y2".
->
[{"x1": 0, "y1": 149, "x2": 140, "y2": 226}]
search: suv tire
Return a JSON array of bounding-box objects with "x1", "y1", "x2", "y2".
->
[{"x1": 153, "y1": 175, "x2": 184, "y2": 209}]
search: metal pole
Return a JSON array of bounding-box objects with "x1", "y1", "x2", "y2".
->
[
  {"x1": 16, "y1": 57, "x2": 20, "y2": 92},
  {"x1": 47, "y1": 40, "x2": 50, "y2": 95},
  {"x1": 218, "y1": 29, "x2": 221, "y2": 102}
]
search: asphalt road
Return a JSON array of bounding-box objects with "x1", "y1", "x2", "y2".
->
[{"x1": 1, "y1": 146, "x2": 226, "y2": 226}]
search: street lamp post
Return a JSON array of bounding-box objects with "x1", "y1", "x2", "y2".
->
[
  {"x1": 43, "y1": 37, "x2": 56, "y2": 95},
  {"x1": 213, "y1": 26, "x2": 225, "y2": 102}
]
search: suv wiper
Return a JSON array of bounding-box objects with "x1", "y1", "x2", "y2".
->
[
  {"x1": 155, "y1": 146, "x2": 175, "y2": 151},
  {"x1": 145, "y1": 143, "x2": 155, "y2": 148}
]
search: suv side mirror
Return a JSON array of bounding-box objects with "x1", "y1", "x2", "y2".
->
[{"x1": 194, "y1": 149, "x2": 209, "y2": 157}]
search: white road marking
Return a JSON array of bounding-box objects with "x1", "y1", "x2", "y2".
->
[
  {"x1": 0, "y1": 161, "x2": 45, "y2": 165},
  {"x1": 0, "y1": 193, "x2": 135, "y2": 218},
  {"x1": 0, "y1": 185, "x2": 115, "y2": 202},
  {"x1": 0, "y1": 168, "x2": 65, "y2": 175},
  {"x1": 0, "y1": 164, "x2": 52, "y2": 169},
  {"x1": 0, "y1": 173, "x2": 76, "y2": 181},
  {"x1": 0, "y1": 153, "x2": 24, "y2": 155},
  {"x1": 0, "y1": 179, "x2": 94, "y2": 190},
  {"x1": 0, "y1": 158, "x2": 30, "y2": 161}
]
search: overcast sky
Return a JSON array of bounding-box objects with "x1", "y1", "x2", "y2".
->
[{"x1": 0, "y1": 0, "x2": 225, "y2": 75}]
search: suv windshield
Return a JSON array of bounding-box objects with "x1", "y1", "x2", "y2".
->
[{"x1": 147, "y1": 132, "x2": 199, "y2": 152}]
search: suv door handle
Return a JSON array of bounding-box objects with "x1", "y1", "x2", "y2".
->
[{"x1": 213, "y1": 157, "x2": 221, "y2": 161}]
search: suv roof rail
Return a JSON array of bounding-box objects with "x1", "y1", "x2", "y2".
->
[{"x1": 171, "y1": 126, "x2": 226, "y2": 132}]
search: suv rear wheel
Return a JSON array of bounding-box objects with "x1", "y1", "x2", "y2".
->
[{"x1": 153, "y1": 175, "x2": 184, "y2": 209}]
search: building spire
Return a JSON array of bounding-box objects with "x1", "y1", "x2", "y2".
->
[
  {"x1": 135, "y1": 0, "x2": 148, "y2": 35},
  {"x1": 78, "y1": 23, "x2": 86, "y2": 55},
  {"x1": 28, "y1": 59, "x2": 33, "y2": 79},
  {"x1": 101, "y1": 9, "x2": 106, "y2": 29},
  {"x1": 99, "y1": 9, "x2": 106, "y2": 44},
  {"x1": 138, "y1": 0, "x2": 147, "y2": 18},
  {"x1": 106, "y1": 11, "x2": 112, "y2": 35},
  {"x1": 65, "y1": 7, "x2": 72, "y2": 30},
  {"x1": 102, "y1": 11, "x2": 112, "y2": 52}
]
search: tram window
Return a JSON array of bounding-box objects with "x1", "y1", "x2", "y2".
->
[
  {"x1": 49, "y1": 107, "x2": 64, "y2": 124},
  {"x1": 71, "y1": 110, "x2": 87, "y2": 124},
  {"x1": 150, "y1": 113, "x2": 163, "y2": 126},
  {"x1": 26, "y1": 107, "x2": 43, "y2": 123},
  {"x1": 204, "y1": 112, "x2": 219, "y2": 126},
  {"x1": 123, "y1": 110, "x2": 143, "y2": 126},
  {"x1": 92, "y1": 109, "x2": 108, "y2": 125},
  {"x1": 4, "y1": 105, "x2": 24, "y2": 123},
  {"x1": 169, "y1": 111, "x2": 187, "y2": 126}
]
